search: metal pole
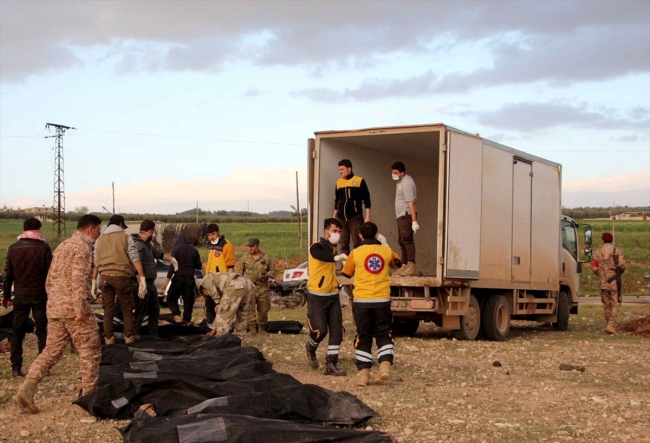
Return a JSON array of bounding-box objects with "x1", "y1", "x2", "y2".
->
[
  {"x1": 296, "y1": 171, "x2": 302, "y2": 248},
  {"x1": 46, "y1": 123, "x2": 73, "y2": 241},
  {"x1": 112, "y1": 182, "x2": 115, "y2": 214}
]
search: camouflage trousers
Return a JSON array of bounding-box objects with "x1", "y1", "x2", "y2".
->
[
  {"x1": 214, "y1": 290, "x2": 251, "y2": 339},
  {"x1": 601, "y1": 289, "x2": 620, "y2": 323},
  {"x1": 247, "y1": 285, "x2": 271, "y2": 331},
  {"x1": 26, "y1": 316, "x2": 101, "y2": 391}
]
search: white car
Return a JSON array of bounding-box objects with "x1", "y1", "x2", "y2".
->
[{"x1": 283, "y1": 261, "x2": 308, "y2": 282}]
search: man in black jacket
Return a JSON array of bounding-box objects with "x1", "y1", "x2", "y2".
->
[
  {"x1": 333, "y1": 159, "x2": 371, "y2": 255},
  {"x1": 161, "y1": 234, "x2": 202, "y2": 325},
  {"x1": 2, "y1": 218, "x2": 52, "y2": 377}
]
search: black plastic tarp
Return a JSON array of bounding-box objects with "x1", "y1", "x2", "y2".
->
[
  {"x1": 122, "y1": 413, "x2": 393, "y2": 443},
  {"x1": 265, "y1": 320, "x2": 304, "y2": 334}
]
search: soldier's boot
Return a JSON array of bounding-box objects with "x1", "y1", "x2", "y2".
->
[
  {"x1": 324, "y1": 361, "x2": 347, "y2": 377},
  {"x1": 125, "y1": 335, "x2": 136, "y2": 345},
  {"x1": 248, "y1": 326, "x2": 258, "y2": 337},
  {"x1": 374, "y1": 361, "x2": 392, "y2": 385},
  {"x1": 392, "y1": 266, "x2": 406, "y2": 277},
  {"x1": 14, "y1": 378, "x2": 40, "y2": 414},
  {"x1": 305, "y1": 344, "x2": 319, "y2": 369},
  {"x1": 104, "y1": 336, "x2": 115, "y2": 345},
  {"x1": 173, "y1": 315, "x2": 183, "y2": 324},
  {"x1": 258, "y1": 324, "x2": 267, "y2": 335},
  {"x1": 356, "y1": 368, "x2": 371, "y2": 386},
  {"x1": 605, "y1": 321, "x2": 617, "y2": 335},
  {"x1": 82, "y1": 386, "x2": 96, "y2": 396},
  {"x1": 401, "y1": 262, "x2": 417, "y2": 277}
]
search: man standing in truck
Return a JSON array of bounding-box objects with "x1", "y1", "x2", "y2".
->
[
  {"x1": 333, "y1": 159, "x2": 371, "y2": 255},
  {"x1": 391, "y1": 162, "x2": 419, "y2": 277},
  {"x1": 592, "y1": 232, "x2": 625, "y2": 335}
]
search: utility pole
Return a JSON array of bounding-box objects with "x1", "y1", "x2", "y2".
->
[
  {"x1": 196, "y1": 201, "x2": 199, "y2": 223},
  {"x1": 296, "y1": 171, "x2": 302, "y2": 248},
  {"x1": 46, "y1": 123, "x2": 74, "y2": 241},
  {"x1": 112, "y1": 182, "x2": 115, "y2": 214}
]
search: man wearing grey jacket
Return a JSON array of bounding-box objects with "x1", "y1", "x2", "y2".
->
[{"x1": 92, "y1": 215, "x2": 145, "y2": 344}]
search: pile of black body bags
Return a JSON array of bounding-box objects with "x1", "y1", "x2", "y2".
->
[{"x1": 74, "y1": 332, "x2": 393, "y2": 442}]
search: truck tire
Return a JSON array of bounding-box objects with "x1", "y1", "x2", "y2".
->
[
  {"x1": 452, "y1": 294, "x2": 481, "y2": 341},
  {"x1": 553, "y1": 291, "x2": 570, "y2": 331},
  {"x1": 392, "y1": 319, "x2": 420, "y2": 337},
  {"x1": 481, "y1": 294, "x2": 511, "y2": 341}
]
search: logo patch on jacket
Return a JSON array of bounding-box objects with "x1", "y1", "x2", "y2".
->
[
  {"x1": 364, "y1": 254, "x2": 385, "y2": 274},
  {"x1": 352, "y1": 180, "x2": 358, "y2": 186},
  {"x1": 213, "y1": 251, "x2": 221, "y2": 257}
]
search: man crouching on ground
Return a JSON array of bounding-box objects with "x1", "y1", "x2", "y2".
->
[
  {"x1": 200, "y1": 272, "x2": 253, "y2": 339},
  {"x1": 342, "y1": 222, "x2": 401, "y2": 386},
  {"x1": 14, "y1": 215, "x2": 102, "y2": 414}
]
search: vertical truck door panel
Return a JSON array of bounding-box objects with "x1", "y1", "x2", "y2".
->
[
  {"x1": 445, "y1": 132, "x2": 482, "y2": 279},
  {"x1": 512, "y1": 159, "x2": 532, "y2": 282}
]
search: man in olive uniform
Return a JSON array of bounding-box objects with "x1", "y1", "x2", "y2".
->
[
  {"x1": 14, "y1": 215, "x2": 102, "y2": 414},
  {"x1": 592, "y1": 232, "x2": 626, "y2": 335},
  {"x1": 239, "y1": 238, "x2": 274, "y2": 335},
  {"x1": 200, "y1": 272, "x2": 253, "y2": 340}
]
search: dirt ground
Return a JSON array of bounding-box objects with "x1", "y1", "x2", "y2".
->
[{"x1": 1, "y1": 303, "x2": 649, "y2": 443}]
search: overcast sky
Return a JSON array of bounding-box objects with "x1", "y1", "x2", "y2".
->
[{"x1": 1, "y1": 0, "x2": 648, "y2": 214}]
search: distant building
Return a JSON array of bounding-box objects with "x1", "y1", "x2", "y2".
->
[{"x1": 613, "y1": 212, "x2": 648, "y2": 221}]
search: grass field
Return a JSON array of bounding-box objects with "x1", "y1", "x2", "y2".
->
[{"x1": 1, "y1": 218, "x2": 648, "y2": 293}]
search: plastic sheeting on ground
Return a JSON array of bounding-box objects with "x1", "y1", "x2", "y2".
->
[
  {"x1": 122, "y1": 413, "x2": 392, "y2": 443},
  {"x1": 265, "y1": 320, "x2": 303, "y2": 334}
]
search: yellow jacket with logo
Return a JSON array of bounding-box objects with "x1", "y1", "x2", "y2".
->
[
  {"x1": 307, "y1": 238, "x2": 339, "y2": 296},
  {"x1": 334, "y1": 174, "x2": 371, "y2": 220},
  {"x1": 205, "y1": 236, "x2": 235, "y2": 274},
  {"x1": 342, "y1": 240, "x2": 400, "y2": 303}
]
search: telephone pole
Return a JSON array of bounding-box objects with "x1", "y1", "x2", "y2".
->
[{"x1": 46, "y1": 123, "x2": 74, "y2": 240}]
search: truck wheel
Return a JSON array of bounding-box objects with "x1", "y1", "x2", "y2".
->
[
  {"x1": 452, "y1": 294, "x2": 481, "y2": 340},
  {"x1": 481, "y1": 294, "x2": 511, "y2": 341},
  {"x1": 392, "y1": 319, "x2": 420, "y2": 337},
  {"x1": 553, "y1": 291, "x2": 569, "y2": 331}
]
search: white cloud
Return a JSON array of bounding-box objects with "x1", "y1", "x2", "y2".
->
[{"x1": 563, "y1": 170, "x2": 650, "y2": 193}]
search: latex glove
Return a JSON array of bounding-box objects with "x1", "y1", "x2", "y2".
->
[
  {"x1": 91, "y1": 280, "x2": 98, "y2": 299},
  {"x1": 334, "y1": 253, "x2": 348, "y2": 262},
  {"x1": 170, "y1": 257, "x2": 179, "y2": 272},
  {"x1": 377, "y1": 234, "x2": 389, "y2": 247},
  {"x1": 412, "y1": 221, "x2": 420, "y2": 233},
  {"x1": 137, "y1": 276, "x2": 147, "y2": 299}
]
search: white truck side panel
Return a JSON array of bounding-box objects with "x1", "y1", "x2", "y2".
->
[
  {"x1": 531, "y1": 162, "x2": 561, "y2": 286},
  {"x1": 445, "y1": 131, "x2": 483, "y2": 279},
  {"x1": 512, "y1": 159, "x2": 533, "y2": 282},
  {"x1": 478, "y1": 144, "x2": 513, "y2": 284}
]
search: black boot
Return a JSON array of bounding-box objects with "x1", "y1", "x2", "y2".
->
[
  {"x1": 324, "y1": 361, "x2": 347, "y2": 376},
  {"x1": 12, "y1": 368, "x2": 25, "y2": 378},
  {"x1": 305, "y1": 344, "x2": 319, "y2": 369}
]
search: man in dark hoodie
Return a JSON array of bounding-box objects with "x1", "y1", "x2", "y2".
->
[
  {"x1": 130, "y1": 220, "x2": 177, "y2": 337},
  {"x1": 2, "y1": 218, "x2": 52, "y2": 377},
  {"x1": 161, "y1": 234, "x2": 202, "y2": 325}
]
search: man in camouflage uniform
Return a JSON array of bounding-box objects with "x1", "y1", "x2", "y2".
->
[
  {"x1": 14, "y1": 215, "x2": 103, "y2": 414},
  {"x1": 592, "y1": 232, "x2": 626, "y2": 335},
  {"x1": 238, "y1": 238, "x2": 274, "y2": 335},
  {"x1": 200, "y1": 272, "x2": 253, "y2": 339}
]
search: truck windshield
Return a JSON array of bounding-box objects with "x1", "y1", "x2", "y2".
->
[{"x1": 561, "y1": 220, "x2": 578, "y2": 260}]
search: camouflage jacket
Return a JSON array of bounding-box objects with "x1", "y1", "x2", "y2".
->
[
  {"x1": 238, "y1": 251, "x2": 274, "y2": 284},
  {"x1": 201, "y1": 272, "x2": 254, "y2": 304},
  {"x1": 46, "y1": 231, "x2": 95, "y2": 318},
  {"x1": 592, "y1": 243, "x2": 626, "y2": 291}
]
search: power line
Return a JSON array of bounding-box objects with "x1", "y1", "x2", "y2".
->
[{"x1": 74, "y1": 128, "x2": 303, "y2": 146}]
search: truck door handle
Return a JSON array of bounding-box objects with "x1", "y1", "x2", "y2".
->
[{"x1": 562, "y1": 262, "x2": 565, "y2": 273}]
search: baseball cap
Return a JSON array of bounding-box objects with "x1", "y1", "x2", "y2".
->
[
  {"x1": 246, "y1": 238, "x2": 260, "y2": 246},
  {"x1": 108, "y1": 214, "x2": 128, "y2": 229}
]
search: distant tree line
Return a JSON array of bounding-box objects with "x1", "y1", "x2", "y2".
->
[{"x1": 561, "y1": 206, "x2": 650, "y2": 220}]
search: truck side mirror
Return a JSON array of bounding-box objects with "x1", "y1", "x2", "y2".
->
[{"x1": 584, "y1": 224, "x2": 592, "y2": 248}]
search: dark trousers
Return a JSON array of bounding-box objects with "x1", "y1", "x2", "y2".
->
[
  {"x1": 167, "y1": 274, "x2": 196, "y2": 323},
  {"x1": 11, "y1": 298, "x2": 47, "y2": 370},
  {"x1": 397, "y1": 214, "x2": 416, "y2": 263},
  {"x1": 338, "y1": 215, "x2": 363, "y2": 255},
  {"x1": 353, "y1": 304, "x2": 394, "y2": 370},
  {"x1": 101, "y1": 275, "x2": 136, "y2": 339},
  {"x1": 205, "y1": 296, "x2": 216, "y2": 325},
  {"x1": 306, "y1": 293, "x2": 343, "y2": 363},
  {"x1": 132, "y1": 280, "x2": 159, "y2": 337}
]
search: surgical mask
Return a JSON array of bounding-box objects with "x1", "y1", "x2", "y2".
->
[
  {"x1": 392, "y1": 174, "x2": 401, "y2": 181},
  {"x1": 328, "y1": 232, "x2": 340, "y2": 245},
  {"x1": 210, "y1": 239, "x2": 219, "y2": 245}
]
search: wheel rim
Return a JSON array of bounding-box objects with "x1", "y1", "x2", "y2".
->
[
  {"x1": 465, "y1": 304, "x2": 479, "y2": 331},
  {"x1": 496, "y1": 304, "x2": 508, "y2": 333}
]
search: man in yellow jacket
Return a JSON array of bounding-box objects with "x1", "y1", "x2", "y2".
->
[
  {"x1": 305, "y1": 218, "x2": 348, "y2": 376},
  {"x1": 342, "y1": 222, "x2": 402, "y2": 386},
  {"x1": 204, "y1": 223, "x2": 236, "y2": 323}
]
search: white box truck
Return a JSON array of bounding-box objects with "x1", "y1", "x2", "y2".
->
[{"x1": 308, "y1": 124, "x2": 592, "y2": 340}]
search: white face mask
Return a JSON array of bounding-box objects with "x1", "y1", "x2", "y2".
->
[
  {"x1": 210, "y1": 239, "x2": 219, "y2": 245},
  {"x1": 392, "y1": 174, "x2": 401, "y2": 181},
  {"x1": 328, "y1": 232, "x2": 340, "y2": 245}
]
